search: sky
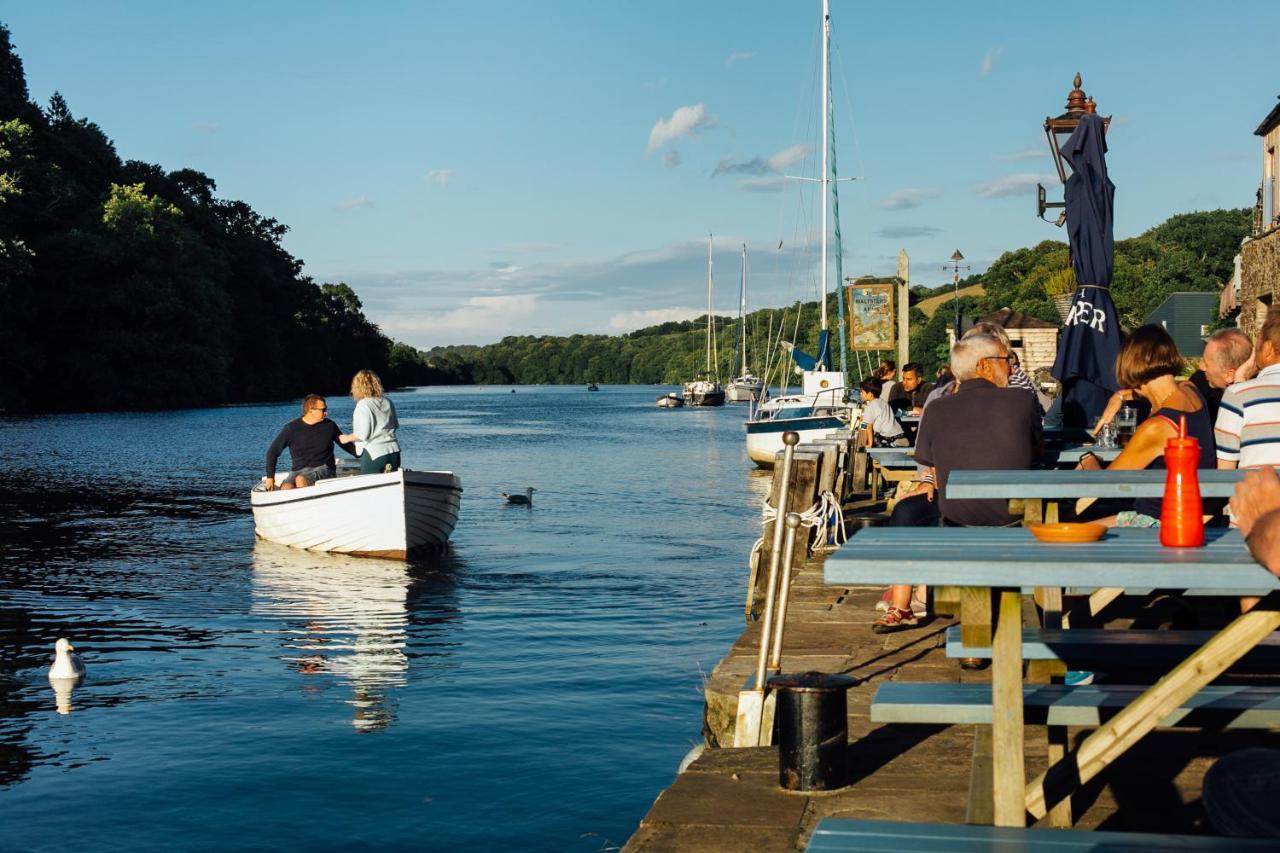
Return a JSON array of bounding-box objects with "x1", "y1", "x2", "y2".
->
[{"x1": 3, "y1": 2, "x2": 1276, "y2": 348}]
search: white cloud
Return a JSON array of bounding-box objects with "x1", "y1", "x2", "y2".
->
[
  {"x1": 335, "y1": 194, "x2": 373, "y2": 210},
  {"x1": 973, "y1": 173, "x2": 1057, "y2": 198},
  {"x1": 713, "y1": 144, "x2": 812, "y2": 179},
  {"x1": 424, "y1": 169, "x2": 454, "y2": 188},
  {"x1": 725, "y1": 51, "x2": 754, "y2": 66},
  {"x1": 664, "y1": 149, "x2": 682, "y2": 168},
  {"x1": 980, "y1": 47, "x2": 1005, "y2": 76},
  {"x1": 993, "y1": 147, "x2": 1047, "y2": 162},
  {"x1": 879, "y1": 187, "x2": 942, "y2": 210},
  {"x1": 876, "y1": 225, "x2": 941, "y2": 239},
  {"x1": 381, "y1": 294, "x2": 539, "y2": 337},
  {"x1": 738, "y1": 177, "x2": 790, "y2": 193},
  {"x1": 647, "y1": 104, "x2": 716, "y2": 153},
  {"x1": 609, "y1": 307, "x2": 703, "y2": 330}
]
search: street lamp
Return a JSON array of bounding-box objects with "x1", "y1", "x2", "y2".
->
[
  {"x1": 945, "y1": 250, "x2": 970, "y2": 336},
  {"x1": 1038, "y1": 73, "x2": 1111, "y2": 226}
]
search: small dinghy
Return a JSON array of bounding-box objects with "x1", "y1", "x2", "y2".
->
[
  {"x1": 656, "y1": 392, "x2": 684, "y2": 408},
  {"x1": 251, "y1": 469, "x2": 462, "y2": 559}
]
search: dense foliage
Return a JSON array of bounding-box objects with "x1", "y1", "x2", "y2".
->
[
  {"x1": 905, "y1": 208, "x2": 1251, "y2": 376},
  {"x1": 0, "y1": 24, "x2": 451, "y2": 412}
]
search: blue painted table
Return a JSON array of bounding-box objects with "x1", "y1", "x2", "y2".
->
[
  {"x1": 825, "y1": 526, "x2": 1280, "y2": 827},
  {"x1": 947, "y1": 469, "x2": 1244, "y2": 500}
]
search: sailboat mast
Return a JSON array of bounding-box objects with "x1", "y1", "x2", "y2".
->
[
  {"x1": 820, "y1": 0, "x2": 830, "y2": 341},
  {"x1": 706, "y1": 234, "x2": 713, "y2": 376},
  {"x1": 740, "y1": 244, "x2": 748, "y2": 375}
]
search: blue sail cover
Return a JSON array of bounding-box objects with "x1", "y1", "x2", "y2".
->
[
  {"x1": 1051, "y1": 113, "x2": 1120, "y2": 428},
  {"x1": 788, "y1": 330, "x2": 830, "y2": 372}
]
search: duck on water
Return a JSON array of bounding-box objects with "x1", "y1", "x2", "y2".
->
[{"x1": 501, "y1": 487, "x2": 536, "y2": 505}]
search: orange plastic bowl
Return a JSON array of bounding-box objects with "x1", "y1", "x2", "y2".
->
[{"x1": 1028, "y1": 522, "x2": 1107, "y2": 543}]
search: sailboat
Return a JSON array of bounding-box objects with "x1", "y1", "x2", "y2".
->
[
  {"x1": 683, "y1": 234, "x2": 726, "y2": 407},
  {"x1": 727, "y1": 244, "x2": 765, "y2": 403},
  {"x1": 743, "y1": 0, "x2": 857, "y2": 467}
]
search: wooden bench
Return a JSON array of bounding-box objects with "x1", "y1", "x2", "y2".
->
[
  {"x1": 870, "y1": 682, "x2": 1280, "y2": 729},
  {"x1": 944, "y1": 626, "x2": 1280, "y2": 672},
  {"x1": 805, "y1": 818, "x2": 1277, "y2": 851}
]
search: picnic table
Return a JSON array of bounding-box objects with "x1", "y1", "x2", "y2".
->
[
  {"x1": 862, "y1": 446, "x2": 1122, "y2": 503},
  {"x1": 825, "y1": 526, "x2": 1280, "y2": 827},
  {"x1": 946, "y1": 468, "x2": 1242, "y2": 524}
]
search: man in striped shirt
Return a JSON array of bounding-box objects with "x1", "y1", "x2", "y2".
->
[{"x1": 1217, "y1": 312, "x2": 1280, "y2": 470}]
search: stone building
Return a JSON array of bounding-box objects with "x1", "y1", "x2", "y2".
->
[{"x1": 1238, "y1": 96, "x2": 1280, "y2": 336}]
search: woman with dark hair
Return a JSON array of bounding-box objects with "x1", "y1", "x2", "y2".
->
[
  {"x1": 1077, "y1": 324, "x2": 1214, "y2": 527},
  {"x1": 874, "y1": 359, "x2": 898, "y2": 400}
]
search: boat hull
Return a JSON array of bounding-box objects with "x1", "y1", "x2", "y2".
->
[
  {"x1": 656, "y1": 393, "x2": 684, "y2": 408},
  {"x1": 727, "y1": 381, "x2": 763, "y2": 402},
  {"x1": 686, "y1": 389, "x2": 726, "y2": 406},
  {"x1": 744, "y1": 415, "x2": 846, "y2": 468},
  {"x1": 251, "y1": 469, "x2": 462, "y2": 559}
]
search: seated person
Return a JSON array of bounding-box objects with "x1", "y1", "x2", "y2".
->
[
  {"x1": 263, "y1": 394, "x2": 357, "y2": 490},
  {"x1": 1201, "y1": 468, "x2": 1280, "y2": 839},
  {"x1": 1076, "y1": 325, "x2": 1214, "y2": 527},
  {"x1": 858, "y1": 377, "x2": 906, "y2": 447},
  {"x1": 887, "y1": 362, "x2": 934, "y2": 414},
  {"x1": 874, "y1": 334, "x2": 1041, "y2": 633}
]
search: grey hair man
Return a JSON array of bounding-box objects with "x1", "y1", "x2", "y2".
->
[
  {"x1": 1191, "y1": 328, "x2": 1255, "y2": 425},
  {"x1": 874, "y1": 334, "x2": 1042, "y2": 633}
]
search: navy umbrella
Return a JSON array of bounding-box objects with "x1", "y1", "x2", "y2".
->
[{"x1": 1051, "y1": 111, "x2": 1121, "y2": 429}]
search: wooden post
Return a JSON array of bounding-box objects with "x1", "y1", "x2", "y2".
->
[
  {"x1": 897, "y1": 250, "x2": 910, "y2": 370},
  {"x1": 960, "y1": 587, "x2": 993, "y2": 647},
  {"x1": 992, "y1": 589, "x2": 1027, "y2": 827},
  {"x1": 1025, "y1": 596, "x2": 1280, "y2": 820},
  {"x1": 758, "y1": 449, "x2": 820, "y2": 593}
]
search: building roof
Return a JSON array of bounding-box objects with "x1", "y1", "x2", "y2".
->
[
  {"x1": 1146, "y1": 291, "x2": 1219, "y2": 319},
  {"x1": 977, "y1": 307, "x2": 1057, "y2": 330},
  {"x1": 1255, "y1": 95, "x2": 1280, "y2": 136}
]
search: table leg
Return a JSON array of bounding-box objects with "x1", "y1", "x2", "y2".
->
[
  {"x1": 1025, "y1": 596, "x2": 1280, "y2": 820},
  {"x1": 992, "y1": 588, "x2": 1026, "y2": 827}
]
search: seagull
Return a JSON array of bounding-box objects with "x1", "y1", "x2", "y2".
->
[
  {"x1": 500, "y1": 487, "x2": 536, "y2": 506},
  {"x1": 48, "y1": 638, "x2": 86, "y2": 681}
]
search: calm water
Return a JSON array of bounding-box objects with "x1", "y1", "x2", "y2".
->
[{"x1": 0, "y1": 386, "x2": 769, "y2": 851}]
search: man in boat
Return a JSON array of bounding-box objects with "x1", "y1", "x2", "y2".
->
[{"x1": 263, "y1": 394, "x2": 357, "y2": 490}]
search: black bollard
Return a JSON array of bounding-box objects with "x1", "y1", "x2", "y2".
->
[{"x1": 769, "y1": 671, "x2": 859, "y2": 791}]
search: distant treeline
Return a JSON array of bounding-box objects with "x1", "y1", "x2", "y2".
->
[
  {"x1": 0, "y1": 23, "x2": 1251, "y2": 409},
  {"x1": 0, "y1": 24, "x2": 453, "y2": 412}
]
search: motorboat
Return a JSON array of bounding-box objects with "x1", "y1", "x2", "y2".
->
[
  {"x1": 251, "y1": 468, "x2": 462, "y2": 559},
  {"x1": 656, "y1": 392, "x2": 685, "y2": 408}
]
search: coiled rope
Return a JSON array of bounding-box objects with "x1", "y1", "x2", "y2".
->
[{"x1": 745, "y1": 491, "x2": 847, "y2": 621}]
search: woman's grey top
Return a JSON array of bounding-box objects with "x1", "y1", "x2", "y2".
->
[{"x1": 352, "y1": 396, "x2": 400, "y2": 460}]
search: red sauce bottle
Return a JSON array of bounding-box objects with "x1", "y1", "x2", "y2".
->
[{"x1": 1160, "y1": 415, "x2": 1205, "y2": 547}]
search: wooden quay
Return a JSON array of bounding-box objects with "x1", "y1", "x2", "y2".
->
[{"x1": 625, "y1": 444, "x2": 1279, "y2": 851}]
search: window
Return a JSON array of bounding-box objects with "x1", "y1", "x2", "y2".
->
[{"x1": 1200, "y1": 324, "x2": 1210, "y2": 337}]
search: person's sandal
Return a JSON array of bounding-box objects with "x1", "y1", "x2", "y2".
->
[{"x1": 872, "y1": 606, "x2": 918, "y2": 634}]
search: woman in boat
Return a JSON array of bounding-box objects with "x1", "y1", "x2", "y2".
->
[
  {"x1": 339, "y1": 370, "x2": 402, "y2": 475},
  {"x1": 1076, "y1": 324, "x2": 1215, "y2": 527}
]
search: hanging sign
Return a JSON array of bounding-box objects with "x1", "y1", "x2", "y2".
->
[{"x1": 846, "y1": 282, "x2": 895, "y2": 351}]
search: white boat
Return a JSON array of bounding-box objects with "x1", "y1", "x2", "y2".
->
[
  {"x1": 727, "y1": 244, "x2": 765, "y2": 403},
  {"x1": 745, "y1": 378, "x2": 858, "y2": 467},
  {"x1": 251, "y1": 468, "x2": 462, "y2": 559},
  {"x1": 683, "y1": 234, "x2": 726, "y2": 407},
  {"x1": 743, "y1": 0, "x2": 857, "y2": 467}
]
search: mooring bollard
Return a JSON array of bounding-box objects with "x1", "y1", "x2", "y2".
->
[{"x1": 769, "y1": 671, "x2": 860, "y2": 791}]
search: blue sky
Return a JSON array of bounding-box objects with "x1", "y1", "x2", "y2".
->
[{"x1": 4, "y1": 2, "x2": 1275, "y2": 347}]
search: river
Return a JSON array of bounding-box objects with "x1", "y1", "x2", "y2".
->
[{"x1": 0, "y1": 385, "x2": 770, "y2": 851}]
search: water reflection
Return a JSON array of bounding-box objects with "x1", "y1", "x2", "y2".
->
[{"x1": 250, "y1": 543, "x2": 460, "y2": 732}]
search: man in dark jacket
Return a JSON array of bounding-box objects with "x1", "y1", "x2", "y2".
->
[
  {"x1": 887, "y1": 362, "x2": 934, "y2": 414},
  {"x1": 264, "y1": 394, "x2": 357, "y2": 490}
]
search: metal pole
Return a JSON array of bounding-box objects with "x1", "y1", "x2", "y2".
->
[
  {"x1": 819, "y1": 0, "x2": 830, "y2": 344},
  {"x1": 768, "y1": 512, "x2": 803, "y2": 672},
  {"x1": 753, "y1": 432, "x2": 800, "y2": 694}
]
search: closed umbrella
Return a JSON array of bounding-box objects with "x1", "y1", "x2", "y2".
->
[{"x1": 1051, "y1": 111, "x2": 1120, "y2": 429}]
